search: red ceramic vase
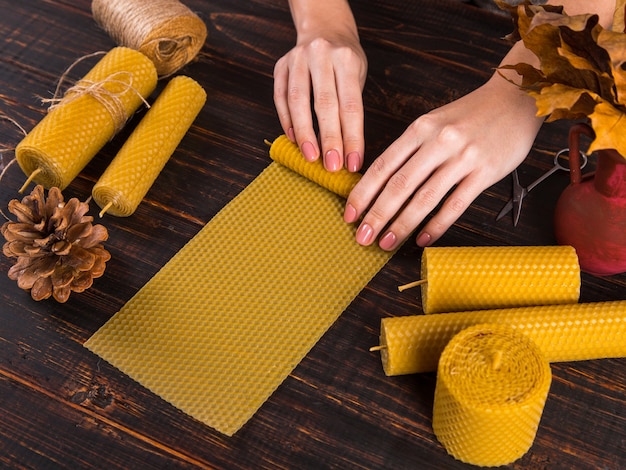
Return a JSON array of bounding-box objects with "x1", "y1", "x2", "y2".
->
[{"x1": 554, "y1": 123, "x2": 626, "y2": 276}]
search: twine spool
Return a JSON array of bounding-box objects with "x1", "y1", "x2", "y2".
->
[
  {"x1": 92, "y1": 0, "x2": 207, "y2": 77},
  {"x1": 432, "y1": 323, "x2": 552, "y2": 467}
]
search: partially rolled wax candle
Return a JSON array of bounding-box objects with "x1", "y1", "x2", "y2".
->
[
  {"x1": 15, "y1": 47, "x2": 158, "y2": 190},
  {"x1": 269, "y1": 134, "x2": 361, "y2": 199},
  {"x1": 92, "y1": 75, "x2": 206, "y2": 217},
  {"x1": 432, "y1": 324, "x2": 552, "y2": 467},
  {"x1": 407, "y1": 245, "x2": 581, "y2": 314},
  {"x1": 376, "y1": 300, "x2": 626, "y2": 376},
  {"x1": 92, "y1": 0, "x2": 207, "y2": 77}
]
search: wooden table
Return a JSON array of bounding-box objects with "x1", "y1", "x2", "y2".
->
[{"x1": 1, "y1": 1, "x2": 624, "y2": 468}]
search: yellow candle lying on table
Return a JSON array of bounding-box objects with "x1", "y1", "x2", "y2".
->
[
  {"x1": 16, "y1": 47, "x2": 158, "y2": 190},
  {"x1": 376, "y1": 300, "x2": 626, "y2": 376},
  {"x1": 414, "y1": 245, "x2": 580, "y2": 314},
  {"x1": 269, "y1": 134, "x2": 361, "y2": 199},
  {"x1": 433, "y1": 324, "x2": 552, "y2": 467},
  {"x1": 92, "y1": 75, "x2": 206, "y2": 217}
]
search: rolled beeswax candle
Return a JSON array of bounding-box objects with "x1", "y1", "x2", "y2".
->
[
  {"x1": 92, "y1": 0, "x2": 208, "y2": 77},
  {"x1": 92, "y1": 75, "x2": 206, "y2": 216},
  {"x1": 269, "y1": 134, "x2": 361, "y2": 199},
  {"x1": 16, "y1": 47, "x2": 158, "y2": 190},
  {"x1": 433, "y1": 324, "x2": 552, "y2": 467},
  {"x1": 419, "y1": 245, "x2": 580, "y2": 314},
  {"x1": 378, "y1": 300, "x2": 626, "y2": 376}
]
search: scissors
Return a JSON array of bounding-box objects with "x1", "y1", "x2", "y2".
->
[{"x1": 496, "y1": 148, "x2": 589, "y2": 226}]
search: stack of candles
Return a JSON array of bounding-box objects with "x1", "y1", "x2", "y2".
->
[{"x1": 372, "y1": 245, "x2": 626, "y2": 466}]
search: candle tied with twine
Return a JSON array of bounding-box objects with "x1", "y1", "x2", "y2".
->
[
  {"x1": 92, "y1": 0, "x2": 208, "y2": 77},
  {"x1": 15, "y1": 47, "x2": 158, "y2": 191}
]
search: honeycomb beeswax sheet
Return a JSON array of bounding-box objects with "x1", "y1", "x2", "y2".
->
[{"x1": 84, "y1": 161, "x2": 393, "y2": 436}]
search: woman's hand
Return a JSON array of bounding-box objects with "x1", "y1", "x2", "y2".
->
[
  {"x1": 273, "y1": 1, "x2": 367, "y2": 172},
  {"x1": 344, "y1": 70, "x2": 544, "y2": 250}
]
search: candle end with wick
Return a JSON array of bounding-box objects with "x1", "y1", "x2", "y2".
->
[
  {"x1": 398, "y1": 279, "x2": 427, "y2": 292},
  {"x1": 19, "y1": 167, "x2": 42, "y2": 193}
]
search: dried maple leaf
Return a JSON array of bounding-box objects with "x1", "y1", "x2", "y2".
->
[{"x1": 498, "y1": 3, "x2": 626, "y2": 156}]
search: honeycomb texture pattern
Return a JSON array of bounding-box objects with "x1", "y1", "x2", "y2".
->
[
  {"x1": 420, "y1": 245, "x2": 580, "y2": 314},
  {"x1": 269, "y1": 135, "x2": 362, "y2": 199},
  {"x1": 379, "y1": 300, "x2": 626, "y2": 376},
  {"x1": 16, "y1": 47, "x2": 158, "y2": 189},
  {"x1": 85, "y1": 160, "x2": 393, "y2": 436},
  {"x1": 433, "y1": 324, "x2": 551, "y2": 467},
  {"x1": 92, "y1": 75, "x2": 206, "y2": 216}
]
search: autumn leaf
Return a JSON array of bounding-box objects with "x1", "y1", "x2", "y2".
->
[
  {"x1": 499, "y1": 2, "x2": 626, "y2": 157},
  {"x1": 588, "y1": 101, "x2": 626, "y2": 155}
]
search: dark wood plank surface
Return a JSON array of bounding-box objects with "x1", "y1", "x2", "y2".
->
[{"x1": 1, "y1": 1, "x2": 624, "y2": 468}]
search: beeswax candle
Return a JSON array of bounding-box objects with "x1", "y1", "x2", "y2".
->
[
  {"x1": 417, "y1": 245, "x2": 580, "y2": 314},
  {"x1": 16, "y1": 47, "x2": 158, "y2": 190},
  {"x1": 269, "y1": 134, "x2": 361, "y2": 199},
  {"x1": 377, "y1": 300, "x2": 626, "y2": 376},
  {"x1": 92, "y1": 75, "x2": 206, "y2": 217},
  {"x1": 433, "y1": 324, "x2": 551, "y2": 467}
]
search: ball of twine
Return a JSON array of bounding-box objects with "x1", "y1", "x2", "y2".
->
[{"x1": 92, "y1": 0, "x2": 207, "y2": 77}]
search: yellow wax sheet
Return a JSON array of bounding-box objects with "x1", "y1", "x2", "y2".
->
[{"x1": 85, "y1": 161, "x2": 393, "y2": 436}]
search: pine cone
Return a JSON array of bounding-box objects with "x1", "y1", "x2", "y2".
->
[{"x1": 1, "y1": 185, "x2": 111, "y2": 303}]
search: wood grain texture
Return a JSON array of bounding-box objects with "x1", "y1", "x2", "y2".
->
[{"x1": 0, "y1": 1, "x2": 624, "y2": 468}]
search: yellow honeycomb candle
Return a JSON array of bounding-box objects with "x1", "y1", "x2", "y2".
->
[
  {"x1": 269, "y1": 134, "x2": 361, "y2": 199},
  {"x1": 433, "y1": 324, "x2": 552, "y2": 467},
  {"x1": 377, "y1": 300, "x2": 626, "y2": 376},
  {"x1": 92, "y1": 75, "x2": 206, "y2": 217},
  {"x1": 414, "y1": 245, "x2": 580, "y2": 314},
  {"x1": 15, "y1": 47, "x2": 158, "y2": 191}
]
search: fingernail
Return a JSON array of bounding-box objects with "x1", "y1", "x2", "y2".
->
[
  {"x1": 324, "y1": 149, "x2": 341, "y2": 172},
  {"x1": 287, "y1": 127, "x2": 296, "y2": 142},
  {"x1": 301, "y1": 141, "x2": 318, "y2": 162},
  {"x1": 416, "y1": 232, "x2": 432, "y2": 247},
  {"x1": 346, "y1": 151, "x2": 361, "y2": 172},
  {"x1": 379, "y1": 231, "x2": 397, "y2": 251},
  {"x1": 356, "y1": 223, "x2": 374, "y2": 245},
  {"x1": 344, "y1": 203, "x2": 357, "y2": 223}
]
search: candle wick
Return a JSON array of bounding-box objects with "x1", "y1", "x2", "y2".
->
[
  {"x1": 369, "y1": 345, "x2": 387, "y2": 352},
  {"x1": 398, "y1": 279, "x2": 427, "y2": 292},
  {"x1": 263, "y1": 138, "x2": 272, "y2": 147},
  {"x1": 99, "y1": 201, "x2": 113, "y2": 218},
  {"x1": 19, "y1": 168, "x2": 42, "y2": 193},
  {"x1": 491, "y1": 350, "x2": 503, "y2": 371}
]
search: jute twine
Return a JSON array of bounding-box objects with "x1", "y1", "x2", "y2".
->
[{"x1": 92, "y1": 0, "x2": 207, "y2": 77}]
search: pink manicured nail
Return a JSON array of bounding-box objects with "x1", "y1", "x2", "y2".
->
[
  {"x1": 301, "y1": 141, "x2": 318, "y2": 162},
  {"x1": 416, "y1": 232, "x2": 432, "y2": 247},
  {"x1": 287, "y1": 127, "x2": 296, "y2": 142},
  {"x1": 356, "y1": 223, "x2": 375, "y2": 245},
  {"x1": 344, "y1": 203, "x2": 357, "y2": 223},
  {"x1": 324, "y1": 149, "x2": 341, "y2": 172},
  {"x1": 346, "y1": 151, "x2": 361, "y2": 173},
  {"x1": 379, "y1": 231, "x2": 397, "y2": 251}
]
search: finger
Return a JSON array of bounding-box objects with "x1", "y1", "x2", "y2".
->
[
  {"x1": 273, "y1": 58, "x2": 295, "y2": 141},
  {"x1": 309, "y1": 51, "x2": 344, "y2": 171},
  {"x1": 354, "y1": 153, "x2": 441, "y2": 247},
  {"x1": 345, "y1": 129, "x2": 423, "y2": 224},
  {"x1": 335, "y1": 59, "x2": 365, "y2": 172},
  {"x1": 285, "y1": 56, "x2": 320, "y2": 162},
  {"x1": 413, "y1": 174, "x2": 483, "y2": 247}
]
